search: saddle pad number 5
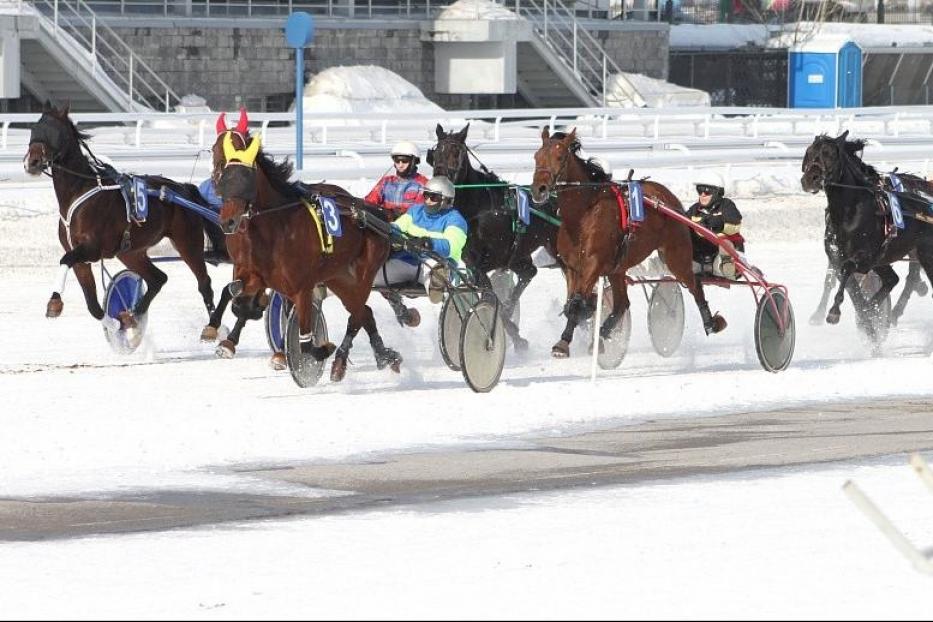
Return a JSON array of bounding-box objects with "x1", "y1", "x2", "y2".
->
[
  {"x1": 886, "y1": 191, "x2": 905, "y2": 230},
  {"x1": 133, "y1": 177, "x2": 149, "y2": 222},
  {"x1": 320, "y1": 197, "x2": 342, "y2": 237}
]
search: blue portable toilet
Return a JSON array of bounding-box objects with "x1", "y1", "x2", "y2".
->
[{"x1": 788, "y1": 37, "x2": 862, "y2": 108}]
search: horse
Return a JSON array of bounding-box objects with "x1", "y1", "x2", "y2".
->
[
  {"x1": 427, "y1": 123, "x2": 561, "y2": 350},
  {"x1": 24, "y1": 102, "x2": 219, "y2": 336},
  {"x1": 531, "y1": 127, "x2": 726, "y2": 357},
  {"x1": 214, "y1": 130, "x2": 400, "y2": 382},
  {"x1": 800, "y1": 131, "x2": 933, "y2": 341}
]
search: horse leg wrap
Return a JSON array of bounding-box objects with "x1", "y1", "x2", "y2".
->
[
  {"x1": 699, "y1": 303, "x2": 726, "y2": 335},
  {"x1": 370, "y1": 333, "x2": 402, "y2": 372},
  {"x1": 564, "y1": 294, "x2": 595, "y2": 325}
]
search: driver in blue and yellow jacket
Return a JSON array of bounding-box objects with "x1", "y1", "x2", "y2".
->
[{"x1": 373, "y1": 175, "x2": 468, "y2": 303}]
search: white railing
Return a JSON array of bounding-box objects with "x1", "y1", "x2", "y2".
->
[
  {"x1": 510, "y1": 0, "x2": 644, "y2": 107},
  {"x1": 2, "y1": 105, "x2": 933, "y2": 153},
  {"x1": 30, "y1": 0, "x2": 180, "y2": 111},
  {"x1": 73, "y1": 0, "x2": 635, "y2": 19}
]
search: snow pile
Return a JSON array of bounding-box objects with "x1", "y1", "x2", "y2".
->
[
  {"x1": 607, "y1": 72, "x2": 711, "y2": 108},
  {"x1": 299, "y1": 65, "x2": 444, "y2": 120},
  {"x1": 436, "y1": 0, "x2": 520, "y2": 20}
]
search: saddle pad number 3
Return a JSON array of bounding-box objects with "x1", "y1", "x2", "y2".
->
[{"x1": 320, "y1": 197, "x2": 342, "y2": 237}]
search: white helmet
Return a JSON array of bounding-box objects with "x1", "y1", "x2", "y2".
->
[
  {"x1": 423, "y1": 176, "x2": 455, "y2": 212},
  {"x1": 694, "y1": 171, "x2": 725, "y2": 195},
  {"x1": 390, "y1": 140, "x2": 420, "y2": 161}
]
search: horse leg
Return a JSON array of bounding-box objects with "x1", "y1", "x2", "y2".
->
[
  {"x1": 500, "y1": 258, "x2": 538, "y2": 352},
  {"x1": 553, "y1": 259, "x2": 601, "y2": 357},
  {"x1": 891, "y1": 259, "x2": 921, "y2": 325},
  {"x1": 296, "y1": 289, "x2": 337, "y2": 362},
  {"x1": 202, "y1": 281, "x2": 234, "y2": 341},
  {"x1": 118, "y1": 251, "x2": 167, "y2": 317},
  {"x1": 600, "y1": 273, "x2": 630, "y2": 340},
  {"x1": 70, "y1": 260, "x2": 105, "y2": 321},
  {"x1": 173, "y1": 224, "x2": 216, "y2": 320},
  {"x1": 380, "y1": 290, "x2": 419, "y2": 328},
  {"x1": 809, "y1": 260, "x2": 837, "y2": 326},
  {"x1": 826, "y1": 261, "x2": 854, "y2": 325},
  {"x1": 46, "y1": 264, "x2": 70, "y2": 318},
  {"x1": 215, "y1": 296, "x2": 251, "y2": 359}
]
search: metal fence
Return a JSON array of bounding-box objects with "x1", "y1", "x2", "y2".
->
[{"x1": 669, "y1": 50, "x2": 787, "y2": 107}]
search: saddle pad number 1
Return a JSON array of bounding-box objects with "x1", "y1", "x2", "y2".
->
[
  {"x1": 320, "y1": 197, "x2": 342, "y2": 237},
  {"x1": 629, "y1": 180, "x2": 645, "y2": 222},
  {"x1": 133, "y1": 177, "x2": 149, "y2": 222},
  {"x1": 516, "y1": 188, "x2": 531, "y2": 225}
]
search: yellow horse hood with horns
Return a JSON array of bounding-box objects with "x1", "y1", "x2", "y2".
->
[{"x1": 223, "y1": 132, "x2": 261, "y2": 166}]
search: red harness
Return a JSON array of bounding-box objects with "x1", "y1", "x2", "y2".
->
[{"x1": 610, "y1": 185, "x2": 635, "y2": 232}]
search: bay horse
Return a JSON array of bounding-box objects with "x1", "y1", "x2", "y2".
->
[
  {"x1": 531, "y1": 128, "x2": 726, "y2": 357},
  {"x1": 214, "y1": 131, "x2": 400, "y2": 382},
  {"x1": 800, "y1": 131, "x2": 933, "y2": 341},
  {"x1": 24, "y1": 103, "x2": 218, "y2": 334},
  {"x1": 428, "y1": 123, "x2": 561, "y2": 350}
]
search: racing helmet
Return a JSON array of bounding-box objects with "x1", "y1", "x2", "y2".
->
[
  {"x1": 390, "y1": 140, "x2": 421, "y2": 163},
  {"x1": 694, "y1": 171, "x2": 725, "y2": 198},
  {"x1": 423, "y1": 176, "x2": 455, "y2": 213}
]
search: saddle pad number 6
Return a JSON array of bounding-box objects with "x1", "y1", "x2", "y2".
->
[
  {"x1": 133, "y1": 177, "x2": 149, "y2": 222},
  {"x1": 320, "y1": 197, "x2": 342, "y2": 237}
]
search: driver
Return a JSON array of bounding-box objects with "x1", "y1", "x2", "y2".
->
[
  {"x1": 372, "y1": 176, "x2": 468, "y2": 303},
  {"x1": 686, "y1": 172, "x2": 744, "y2": 279}
]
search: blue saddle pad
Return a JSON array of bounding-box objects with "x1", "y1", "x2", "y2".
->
[{"x1": 628, "y1": 181, "x2": 645, "y2": 223}]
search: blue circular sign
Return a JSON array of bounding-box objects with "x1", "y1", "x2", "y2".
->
[{"x1": 285, "y1": 12, "x2": 315, "y2": 48}]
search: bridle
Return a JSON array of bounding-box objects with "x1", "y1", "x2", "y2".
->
[{"x1": 534, "y1": 138, "x2": 574, "y2": 195}]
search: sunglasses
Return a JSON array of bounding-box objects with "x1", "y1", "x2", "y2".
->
[
  {"x1": 392, "y1": 156, "x2": 413, "y2": 164},
  {"x1": 696, "y1": 185, "x2": 715, "y2": 195},
  {"x1": 423, "y1": 191, "x2": 443, "y2": 203}
]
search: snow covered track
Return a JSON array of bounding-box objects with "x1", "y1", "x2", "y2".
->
[{"x1": 1, "y1": 397, "x2": 931, "y2": 541}]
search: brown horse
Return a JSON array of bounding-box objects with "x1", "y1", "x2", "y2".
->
[
  {"x1": 24, "y1": 102, "x2": 218, "y2": 333},
  {"x1": 214, "y1": 130, "x2": 399, "y2": 382},
  {"x1": 531, "y1": 128, "x2": 726, "y2": 357}
]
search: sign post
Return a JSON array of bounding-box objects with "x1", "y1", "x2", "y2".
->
[{"x1": 284, "y1": 12, "x2": 315, "y2": 171}]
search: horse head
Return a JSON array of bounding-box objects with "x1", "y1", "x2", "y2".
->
[
  {"x1": 531, "y1": 127, "x2": 579, "y2": 204},
  {"x1": 211, "y1": 108, "x2": 250, "y2": 185},
  {"x1": 428, "y1": 123, "x2": 471, "y2": 184},
  {"x1": 216, "y1": 132, "x2": 262, "y2": 234},
  {"x1": 24, "y1": 102, "x2": 83, "y2": 175},
  {"x1": 801, "y1": 131, "x2": 870, "y2": 194}
]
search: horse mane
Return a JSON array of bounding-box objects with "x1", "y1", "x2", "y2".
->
[
  {"x1": 256, "y1": 150, "x2": 298, "y2": 197},
  {"x1": 48, "y1": 106, "x2": 91, "y2": 144},
  {"x1": 817, "y1": 133, "x2": 880, "y2": 186}
]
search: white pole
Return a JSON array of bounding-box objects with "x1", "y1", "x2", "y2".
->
[{"x1": 590, "y1": 278, "x2": 604, "y2": 383}]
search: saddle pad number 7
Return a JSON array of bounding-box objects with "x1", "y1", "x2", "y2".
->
[{"x1": 320, "y1": 197, "x2": 342, "y2": 237}]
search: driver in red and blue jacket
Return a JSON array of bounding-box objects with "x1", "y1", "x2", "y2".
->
[{"x1": 365, "y1": 141, "x2": 429, "y2": 218}]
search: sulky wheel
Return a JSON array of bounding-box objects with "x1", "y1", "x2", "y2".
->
[
  {"x1": 489, "y1": 269, "x2": 519, "y2": 325},
  {"x1": 284, "y1": 300, "x2": 328, "y2": 388},
  {"x1": 103, "y1": 269, "x2": 148, "y2": 355},
  {"x1": 754, "y1": 287, "x2": 796, "y2": 372},
  {"x1": 459, "y1": 299, "x2": 507, "y2": 393},
  {"x1": 647, "y1": 281, "x2": 685, "y2": 358},
  {"x1": 438, "y1": 290, "x2": 478, "y2": 372},
  {"x1": 263, "y1": 290, "x2": 291, "y2": 354},
  {"x1": 595, "y1": 284, "x2": 632, "y2": 370}
]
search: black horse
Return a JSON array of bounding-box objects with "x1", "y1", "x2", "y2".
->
[
  {"x1": 426, "y1": 123, "x2": 561, "y2": 351},
  {"x1": 801, "y1": 131, "x2": 933, "y2": 342},
  {"x1": 25, "y1": 102, "x2": 221, "y2": 335}
]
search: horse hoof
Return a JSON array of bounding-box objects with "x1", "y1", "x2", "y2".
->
[
  {"x1": 917, "y1": 282, "x2": 929, "y2": 296},
  {"x1": 826, "y1": 311, "x2": 841, "y2": 325},
  {"x1": 269, "y1": 352, "x2": 286, "y2": 371},
  {"x1": 46, "y1": 297, "x2": 63, "y2": 318},
  {"x1": 704, "y1": 314, "x2": 727, "y2": 335},
  {"x1": 404, "y1": 308, "x2": 421, "y2": 328},
  {"x1": 216, "y1": 339, "x2": 236, "y2": 359},
  {"x1": 376, "y1": 349, "x2": 402, "y2": 371},
  {"x1": 200, "y1": 325, "x2": 218, "y2": 342},
  {"x1": 117, "y1": 310, "x2": 138, "y2": 330},
  {"x1": 808, "y1": 313, "x2": 825, "y2": 326},
  {"x1": 513, "y1": 337, "x2": 529, "y2": 352},
  {"x1": 551, "y1": 341, "x2": 570, "y2": 358},
  {"x1": 330, "y1": 358, "x2": 347, "y2": 382}
]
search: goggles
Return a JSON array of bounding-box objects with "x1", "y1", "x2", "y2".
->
[
  {"x1": 423, "y1": 191, "x2": 444, "y2": 204},
  {"x1": 392, "y1": 155, "x2": 413, "y2": 164}
]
